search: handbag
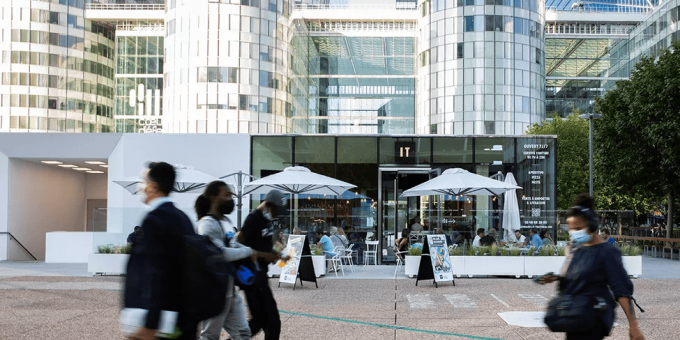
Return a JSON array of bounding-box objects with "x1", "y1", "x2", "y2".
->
[{"x1": 544, "y1": 294, "x2": 609, "y2": 333}]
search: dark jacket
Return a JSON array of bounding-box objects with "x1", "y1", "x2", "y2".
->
[{"x1": 124, "y1": 201, "x2": 196, "y2": 330}]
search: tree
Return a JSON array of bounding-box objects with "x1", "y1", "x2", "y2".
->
[
  {"x1": 527, "y1": 112, "x2": 589, "y2": 210},
  {"x1": 595, "y1": 41, "x2": 680, "y2": 238}
]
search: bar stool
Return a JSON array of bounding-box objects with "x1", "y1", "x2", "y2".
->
[{"x1": 364, "y1": 241, "x2": 379, "y2": 265}]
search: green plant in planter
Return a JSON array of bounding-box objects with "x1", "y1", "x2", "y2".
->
[
  {"x1": 509, "y1": 248, "x2": 521, "y2": 256},
  {"x1": 539, "y1": 245, "x2": 555, "y2": 256},
  {"x1": 408, "y1": 245, "x2": 422, "y2": 256},
  {"x1": 449, "y1": 246, "x2": 463, "y2": 256},
  {"x1": 557, "y1": 246, "x2": 566, "y2": 256},
  {"x1": 528, "y1": 246, "x2": 537, "y2": 256},
  {"x1": 97, "y1": 245, "x2": 113, "y2": 254},
  {"x1": 119, "y1": 244, "x2": 132, "y2": 254},
  {"x1": 467, "y1": 245, "x2": 477, "y2": 256},
  {"x1": 618, "y1": 244, "x2": 630, "y2": 256},
  {"x1": 477, "y1": 246, "x2": 491, "y2": 256},
  {"x1": 500, "y1": 248, "x2": 509, "y2": 256},
  {"x1": 312, "y1": 246, "x2": 324, "y2": 256},
  {"x1": 488, "y1": 244, "x2": 499, "y2": 256},
  {"x1": 628, "y1": 245, "x2": 641, "y2": 256}
]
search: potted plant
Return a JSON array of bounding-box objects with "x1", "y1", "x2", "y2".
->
[
  {"x1": 404, "y1": 244, "x2": 422, "y2": 278},
  {"x1": 88, "y1": 244, "x2": 130, "y2": 275},
  {"x1": 465, "y1": 244, "x2": 524, "y2": 278},
  {"x1": 311, "y1": 245, "x2": 326, "y2": 277},
  {"x1": 448, "y1": 245, "x2": 465, "y2": 277},
  {"x1": 620, "y1": 245, "x2": 642, "y2": 278},
  {"x1": 525, "y1": 245, "x2": 565, "y2": 278}
]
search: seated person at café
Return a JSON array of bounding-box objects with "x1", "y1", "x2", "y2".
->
[
  {"x1": 514, "y1": 230, "x2": 527, "y2": 247},
  {"x1": 292, "y1": 227, "x2": 301, "y2": 235},
  {"x1": 539, "y1": 230, "x2": 553, "y2": 245},
  {"x1": 451, "y1": 230, "x2": 464, "y2": 245},
  {"x1": 472, "y1": 228, "x2": 485, "y2": 247},
  {"x1": 529, "y1": 229, "x2": 543, "y2": 248},
  {"x1": 394, "y1": 228, "x2": 411, "y2": 254},
  {"x1": 599, "y1": 228, "x2": 616, "y2": 244},
  {"x1": 316, "y1": 229, "x2": 336, "y2": 258},
  {"x1": 330, "y1": 226, "x2": 349, "y2": 248},
  {"x1": 436, "y1": 228, "x2": 452, "y2": 245},
  {"x1": 479, "y1": 228, "x2": 497, "y2": 246},
  {"x1": 411, "y1": 216, "x2": 423, "y2": 232}
]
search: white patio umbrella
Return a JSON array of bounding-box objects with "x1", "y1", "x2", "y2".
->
[
  {"x1": 243, "y1": 166, "x2": 356, "y2": 196},
  {"x1": 502, "y1": 172, "x2": 521, "y2": 242},
  {"x1": 401, "y1": 168, "x2": 521, "y2": 197},
  {"x1": 113, "y1": 164, "x2": 218, "y2": 194}
]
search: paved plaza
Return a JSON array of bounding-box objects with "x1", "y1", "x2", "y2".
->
[{"x1": 1, "y1": 260, "x2": 679, "y2": 340}]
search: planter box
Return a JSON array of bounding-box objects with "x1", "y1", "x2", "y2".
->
[
  {"x1": 464, "y1": 256, "x2": 524, "y2": 278},
  {"x1": 449, "y1": 256, "x2": 465, "y2": 277},
  {"x1": 267, "y1": 263, "x2": 282, "y2": 278},
  {"x1": 524, "y1": 257, "x2": 566, "y2": 278},
  {"x1": 311, "y1": 255, "x2": 326, "y2": 277},
  {"x1": 622, "y1": 256, "x2": 642, "y2": 278},
  {"x1": 404, "y1": 256, "x2": 420, "y2": 278},
  {"x1": 88, "y1": 254, "x2": 129, "y2": 275}
]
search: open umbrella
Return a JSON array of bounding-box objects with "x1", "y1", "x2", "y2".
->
[
  {"x1": 401, "y1": 168, "x2": 521, "y2": 197},
  {"x1": 243, "y1": 166, "x2": 356, "y2": 196},
  {"x1": 502, "y1": 172, "x2": 521, "y2": 242},
  {"x1": 113, "y1": 164, "x2": 217, "y2": 194}
]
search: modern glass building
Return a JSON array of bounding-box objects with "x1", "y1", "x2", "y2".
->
[
  {"x1": 1, "y1": 0, "x2": 678, "y2": 133},
  {"x1": 251, "y1": 134, "x2": 556, "y2": 263},
  {"x1": 1, "y1": 0, "x2": 116, "y2": 133}
]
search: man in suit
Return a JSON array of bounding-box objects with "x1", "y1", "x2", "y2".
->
[{"x1": 124, "y1": 162, "x2": 197, "y2": 340}]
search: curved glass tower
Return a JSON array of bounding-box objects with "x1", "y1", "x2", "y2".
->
[
  {"x1": 0, "y1": 0, "x2": 116, "y2": 132},
  {"x1": 163, "y1": 0, "x2": 294, "y2": 134},
  {"x1": 416, "y1": 0, "x2": 546, "y2": 135}
]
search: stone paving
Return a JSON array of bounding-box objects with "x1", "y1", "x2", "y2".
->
[{"x1": 0, "y1": 272, "x2": 679, "y2": 340}]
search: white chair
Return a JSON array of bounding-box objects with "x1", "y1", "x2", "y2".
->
[
  {"x1": 393, "y1": 250, "x2": 408, "y2": 278},
  {"x1": 364, "y1": 241, "x2": 379, "y2": 266},
  {"x1": 326, "y1": 246, "x2": 345, "y2": 277},
  {"x1": 339, "y1": 244, "x2": 355, "y2": 273}
]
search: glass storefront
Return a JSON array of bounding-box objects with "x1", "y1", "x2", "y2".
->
[{"x1": 251, "y1": 135, "x2": 556, "y2": 264}]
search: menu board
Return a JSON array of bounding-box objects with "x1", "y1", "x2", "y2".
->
[
  {"x1": 427, "y1": 235, "x2": 453, "y2": 282},
  {"x1": 519, "y1": 141, "x2": 555, "y2": 230},
  {"x1": 279, "y1": 235, "x2": 305, "y2": 284}
]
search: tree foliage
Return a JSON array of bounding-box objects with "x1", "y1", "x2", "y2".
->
[
  {"x1": 527, "y1": 113, "x2": 589, "y2": 210},
  {"x1": 594, "y1": 41, "x2": 680, "y2": 234}
]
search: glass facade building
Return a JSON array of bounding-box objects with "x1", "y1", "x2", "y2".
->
[
  {"x1": 252, "y1": 134, "x2": 556, "y2": 263},
  {"x1": 0, "y1": 0, "x2": 116, "y2": 132}
]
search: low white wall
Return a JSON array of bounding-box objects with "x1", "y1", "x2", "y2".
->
[{"x1": 45, "y1": 231, "x2": 127, "y2": 263}]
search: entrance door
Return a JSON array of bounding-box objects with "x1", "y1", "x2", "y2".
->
[{"x1": 378, "y1": 169, "x2": 435, "y2": 263}]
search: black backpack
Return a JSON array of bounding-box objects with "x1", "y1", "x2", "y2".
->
[{"x1": 181, "y1": 234, "x2": 230, "y2": 321}]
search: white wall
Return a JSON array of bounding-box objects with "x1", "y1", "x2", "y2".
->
[
  {"x1": 86, "y1": 174, "x2": 108, "y2": 200},
  {"x1": 106, "y1": 134, "x2": 252, "y2": 237},
  {"x1": 0, "y1": 152, "x2": 8, "y2": 261},
  {"x1": 8, "y1": 160, "x2": 88, "y2": 260}
]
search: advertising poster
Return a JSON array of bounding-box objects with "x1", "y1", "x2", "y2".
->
[
  {"x1": 427, "y1": 235, "x2": 453, "y2": 282},
  {"x1": 279, "y1": 235, "x2": 305, "y2": 284}
]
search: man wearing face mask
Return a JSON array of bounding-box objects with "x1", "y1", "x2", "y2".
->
[
  {"x1": 541, "y1": 194, "x2": 644, "y2": 340},
  {"x1": 195, "y1": 181, "x2": 278, "y2": 340},
  {"x1": 237, "y1": 189, "x2": 287, "y2": 340},
  {"x1": 123, "y1": 162, "x2": 198, "y2": 340}
]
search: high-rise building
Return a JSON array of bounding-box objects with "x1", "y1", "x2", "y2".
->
[{"x1": 1, "y1": 0, "x2": 677, "y2": 134}]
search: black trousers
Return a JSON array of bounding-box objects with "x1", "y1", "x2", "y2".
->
[
  {"x1": 565, "y1": 329, "x2": 606, "y2": 340},
  {"x1": 244, "y1": 278, "x2": 281, "y2": 340}
]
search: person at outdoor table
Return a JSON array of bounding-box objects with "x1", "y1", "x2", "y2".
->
[
  {"x1": 540, "y1": 230, "x2": 554, "y2": 245},
  {"x1": 127, "y1": 226, "x2": 141, "y2": 245},
  {"x1": 292, "y1": 227, "x2": 301, "y2": 235},
  {"x1": 472, "y1": 228, "x2": 485, "y2": 247},
  {"x1": 273, "y1": 229, "x2": 286, "y2": 251},
  {"x1": 330, "y1": 226, "x2": 348, "y2": 248},
  {"x1": 541, "y1": 195, "x2": 644, "y2": 340},
  {"x1": 451, "y1": 230, "x2": 464, "y2": 245},
  {"x1": 514, "y1": 230, "x2": 527, "y2": 247},
  {"x1": 599, "y1": 228, "x2": 616, "y2": 245},
  {"x1": 479, "y1": 228, "x2": 497, "y2": 246},
  {"x1": 436, "y1": 228, "x2": 452, "y2": 245},
  {"x1": 395, "y1": 228, "x2": 411, "y2": 253},
  {"x1": 529, "y1": 229, "x2": 543, "y2": 248},
  {"x1": 411, "y1": 216, "x2": 423, "y2": 232},
  {"x1": 316, "y1": 229, "x2": 335, "y2": 258}
]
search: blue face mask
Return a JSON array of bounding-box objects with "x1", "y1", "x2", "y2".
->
[{"x1": 569, "y1": 229, "x2": 592, "y2": 244}]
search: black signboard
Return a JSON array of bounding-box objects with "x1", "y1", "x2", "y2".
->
[{"x1": 395, "y1": 141, "x2": 416, "y2": 164}]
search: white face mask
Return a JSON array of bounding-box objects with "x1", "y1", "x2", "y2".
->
[
  {"x1": 137, "y1": 181, "x2": 148, "y2": 204},
  {"x1": 569, "y1": 229, "x2": 592, "y2": 244},
  {"x1": 263, "y1": 211, "x2": 273, "y2": 221}
]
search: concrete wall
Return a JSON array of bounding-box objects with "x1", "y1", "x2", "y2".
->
[
  {"x1": 8, "y1": 160, "x2": 88, "y2": 260},
  {"x1": 106, "y1": 134, "x2": 252, "y2": 244}
]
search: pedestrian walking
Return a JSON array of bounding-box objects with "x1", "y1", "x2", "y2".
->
[
  {"x1": 237, "y1": 189, "x2": 287, "y2": 340},
  {"x1": 195, "y1": 181, "x2": 278, "y2": 340},
  {"x1": 123, "y1": 162, "x2": 198, "y2": 340},
  {"x1": 541, "y1": 194, "x2": 644, "y2": 340}
]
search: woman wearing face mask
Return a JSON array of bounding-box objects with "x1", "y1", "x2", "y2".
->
[
  {"x1": 195, "y1": 181, "x2": 276, "y2": 340},
  {"x1": 541, "y1": 194, "x2": 644, "y2": 340}
]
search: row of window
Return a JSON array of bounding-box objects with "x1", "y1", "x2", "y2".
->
[
  {"x1": 35, "y1": 0, "x2": 85, "y2": 9},
  {"x1": 427, "y1": 94, "x2": 540, "y2": 114},
  {"x1": 427, "y1": 68, "x2": 543, "y2": 89},
  {"x1": 420, "y1": 42, "x2": 542, "y2": 66},
  {"x1": 197, "y1": 67, "x2": 239, "y2": 83},
  {"x1": 196, "y1": 94, "x2": 293, "y2": 116},
  {"x1": 3, "y1": 51, "x2": 115, "y2": 79},
  {"x1": 8, "y1": 115, "x2": 112, "y2": 133},
  {"x1": 116, "y1": 56, "x2": 164, "y2": 75},
  {"x1": 463, "y1": 15, "x2": 541, "y2": 38},
  {"x1": 1, "y1": 72, "x2": 114, "y2": 99},
  {"x1": 2, "y1": 94, "x2": 113, "y2": 118},
  {"x1": 10, "y1": 29, "x2": 114, "y2": 59},
  {"x1": 30, "y1": 8, "x2": 83, "y2": 30},
  {"x1": 424, "y1": 0, "x2": 542, "y2": 15},
  {"x1": 116, "y1": 36, "x2": 164, "y2": 56}
]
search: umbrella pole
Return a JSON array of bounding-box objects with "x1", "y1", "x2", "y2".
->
[{"x1": 237, "y1": 171, "x2": 243, "y2": 230}]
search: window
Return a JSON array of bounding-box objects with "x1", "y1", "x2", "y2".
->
[
  {"x1": 514, "y1": 17, "x2": 523, "y2": 34},
  {"x1": 464, "y1": 16, "x2": 475, "y2": 32},
  {"x1": 457, "y1": 42, "x2": 464, "y2": 59}
]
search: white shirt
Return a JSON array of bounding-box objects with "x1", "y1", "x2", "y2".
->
[
  {"x1": 472, "y1": 235, "x2": 481, "y2": 247},
  {"x1": 516, "y1": 235, "x2": 527, "y2": 245},
  {"x1": 147, "y1": 196, "x2": 171, "y2": 211}
]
